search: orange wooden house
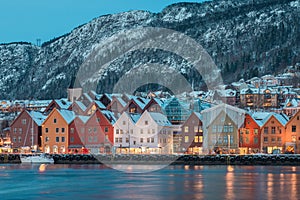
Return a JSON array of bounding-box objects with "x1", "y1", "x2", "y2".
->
[{"x1": 42, "y1": 108, "x2": 75, "y2": 153}]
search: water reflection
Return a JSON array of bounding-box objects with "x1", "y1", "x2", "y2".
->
[{"x1": 0, "y1": 164, "x2": 299, "y2": 199}]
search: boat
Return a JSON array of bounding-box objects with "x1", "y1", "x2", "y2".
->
[{"x1": 20, "y1": 153, "x2": 54, "y2": 164}]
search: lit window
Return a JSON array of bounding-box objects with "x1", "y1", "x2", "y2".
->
[
  {"x1": 184, "y1": 126, "x2": 189, "y2": 133},
  {"x1": 185, "y1": 136, "x2": 189, "y2": 143},
  {"x1": 254, "y1": 129, "x2": 258, "y2": 135},
  {"x1": 194, "y1": 126, "x2": 198, "y2": 133},
  {"x1": 199, "y1": 136, "x2": 203, "y2": 143},
  {"x1": 246, "y1": 129, "x2": 249, "y2": 134},
  {"x1": 194, "y1": 136, "x2": 199, "y2": 143}
]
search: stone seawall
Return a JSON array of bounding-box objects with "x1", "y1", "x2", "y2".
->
[{"x1": 1, "y1": 154, "x2": 300, "y2": 165}]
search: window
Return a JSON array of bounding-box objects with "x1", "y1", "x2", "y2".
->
[
  {"x1": 70, "y1": 128, "x2": 74, "y2": 134},
  {"x1": 88, "y1": 128, "x2": 92, "y2": 133},
  {"x1": 88, "y1": 136, "x2": 92, "y2": 142},
  {"x1": 194, "y1": 136, "x2": 199, "y2": 143},
  {"x1": 45, "y1": 128, "x2": 49, "y2": 133},
  {"x1": 61, "y1": 137, "x2": 65, "y2": 142},
  {"x1": 148, "y1": 129, "x2": 151, "y2": 134},
  {"x1": 292, "y1": 136, "x2": 296, "y2": 142},
  {"x1": 194, "y1": 126, "x2": 198, "y2": 133},
  {"x1": 246, "y1": 129, "x2": 250, "y2": 134},
  {"x1": 271, "y1": 127, "x2": 275, "y2": 134},
  {"x1": 80, "y1": 127, "x2": 85, "y2": 134},
  {"x1": 56, "y1": 128, "x2": 59, "y2": 133},
  {"x1": 151, "y1": 138, "x2": 154, "y2": 143},
  {"x1": 119, "y1": 138, "x2": 123, "y2": 143},
  {"x1": 105, "y1": 135, "x2": 108, "y2": 142},
  {"x1": 152, "y1": 129, "x2": 155, "y2": 134},
  {"x1": 140, "y1": 138, "x2": 143, "y2": 143},
  {"x1": 105, "y1": 127, "x2": 109, "y2": 132},
  {"x1": 184, "y1": 126, "x2": 189, "y2": 133},
  {"x1": 245, "y1": 137, "x2": 249, "y2": 144},
  {"x1": 126, "y1": 137, "x2": 129, "y2": 143},
  {"x1": 70, "y1": 137, "x2": 74, "y2": 143},
  {"x1": 45, "y1": 137, "x2": 49, "y2": 142},
  {"x1": 264, "y1": 127, "x2": 268, "y2": 134},
  {"x1": 13, "y1": 137, "x2": 16, "y2": 142},
  {"x1": 54, "y1": 118, "x2": 57, "y2": 123},
  {"x1": 19, "y1": 128, "x2": 22, "y2": 133},
  {"x1": 264, "y1": 137, "x2": 268, "y2": 142},
  {"x1": 292, "y1": 126, "x2": 297, "y2": 132},
  {"x1": 97, "y1": 117, "x2": 100, "y2": 122},
  {"x1": 297, "y1": 116, "x2": 300, "y2": 120},
  {"x1": 94, "y1": 128, "x2": 97, "y2": 132},
  {"x1": 140, "y1": 129, "x2": 143, "y2": 134},
  {"x1": 228, "y1": 126, "x2": 234, "y2": 133},
  {"x1": 199, "y1": 136, "x2": 203, "y2": 143},
  {"x1": 94, "y1": 136, "x2": 98, "y2": 142},
  {"x1": 184, "y1": 136, "x2": 189, "y2": 143},
  {"x1": 224, "y1": 125, "x2": 228, "y2": 133},
  {"x1": 123, "y1": 121, "x2": 126, "y2": 125},
  {"x1": 116, "y1": 129, "x2": 119, "y2": 134},
  {"x1": 254, "y1": 137, "x2": 258, "y2": 144},
  {"x1": 120, "y1": 130, "x2": 123, "y2": 134},
  {"x1": 130, "y1": 129, "x2": 133, "y2": 134},
  {"x1": 147, "y1": 138, "x2": 150, "y2": 143},
  {"x1": 62, "y1": 128, "x2": 65, "y2": 133},
  {"x1": 56, "y1": 137, "x2": 59, "y2": 142},
  {"x1": 115, "y1": 138, "x2": 119, "y2": 143},
  {"x1": 254, "y1": 129, "x2": 258, "y2": 135},
  {"x1": 277, "y1": 137, "x2": 282, "y2": 142},
  {"x1": 18, "y1": 137, "x2": 21, "y2": 142},
  {"x1": 271, "y1": 137, "x2": 276, "y2": 143},
  {"x1": 13, "y1": 128, "x2": 17, "y2": 133},
  {"x1": 145, "y1": 121, "x2": 148, "y2": 125},
  {"x1": 163, "y1": 138, "x2": 167, "y2": 143},
  {"x1": 22, "y1": 119, "x2": 26, "y2": 125}
]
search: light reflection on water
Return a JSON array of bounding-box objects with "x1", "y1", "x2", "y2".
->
[{"x1": 0, "y1": 164, "x2": 299, "y2": 199}]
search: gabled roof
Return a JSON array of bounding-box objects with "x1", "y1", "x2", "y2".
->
[
  {"x1": 54, "y1": 99, "x2": 72, "y2": 109},
  {"x1": 94, "y1": 100, "x2": 106, "y2": 109},
  {"x1": 148, "y1": 112, "x2": 172, "y2": 126},
  {"x1": 101, "y1": 110, "x2": 117, "y2": 124},
  {"x1": 77, "y1": 115, "x2": 90, "y2": 124},
  {"x1": 251, "y1": 112, "x2": 289, "y2": 127},
  {"x1": 28, "y1": 110, "x2": 47, "y2": 126},
  {"x1": 131, "y1": 96, "x2": 150, "y2": 110},
  {"x1": 129, "y1": 113, "x2": 141, "y2": 123},
  {"x1": 194, "y1": 112, "x2": 202, "y2": 121},
  {"x1": 75, "y1": 101, "x2": 87, "y2": 112},
  {"x1": 57, "y1": 109, "x2": 76, "y2": 124}
]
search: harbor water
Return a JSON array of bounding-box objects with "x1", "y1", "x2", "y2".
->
[{"x1": 0, "y1": 164, "x2": 299, "y2": 199}]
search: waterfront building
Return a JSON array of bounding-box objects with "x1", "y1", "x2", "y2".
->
[
  {"x1": 10, "y1": 110, "x2": 47, "y2": 151},
  {"x1": 106, "y1": 96, "x2": 127, "y2": 118},
  {"x1": 285, "y1": 110, "x2": 300, "y2": 154},
  {"x1": 202, "y1": 104, "x2": 246, "y2": 154},
  {"x1": 44, "y1": 99, "x2": 72, "y2": 114},
  {"x1": 42, "y1": 108, "x2": 75, "y2": 153},
  {"x1": 180, "y1": 112, "x2": 203, "y2": 154}
]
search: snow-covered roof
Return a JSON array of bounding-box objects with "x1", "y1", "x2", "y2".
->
[
  {"x1": 149, "y1": 112, "x2": 172, "y2": 126},
  {"x1": 55, "y1": 99, "x2": 72, "y2": 109},
  {"x1": 75, "y1": 101, "x2": 87, "y2": 111},
  {"x1": 129, "y1": 113, "x2": 141, "y2": 123},
  {"x1": 251, "y1": 112, "x2": 289, "y2": 127},
  {"x1": 101, "y1": 110, "x2": 116, "y2": 124},
  {"x1": 116, "y1": 97, "x2": 127, "y2": 107},
  {"x1": 58, "y1": 109, "x2": 75, "y2": 124},
  {"x1": 131, "y1": 96, "x2": 150, "y2": 110},
  {"x1": 94, "y1": 100, "x2": 106, "y2": 109},
  {"x1": 77, "y1": 115, "x2": 90, "y2": 123},
  {"x1": 194, "y1": 112, "x2": 202, "y2": 121},
  {"x1": 217, "y1": 89, "x2": 236, "y2": 97},
  {"x1": 28, "y1": 110, "x2": 47, "y2": 126},
  {"x1": 283, "y1": 98, "x2": 300, "y2": 108},
  {"x1": 83, "y1": 93, "x2": 93, "y2": 103}
]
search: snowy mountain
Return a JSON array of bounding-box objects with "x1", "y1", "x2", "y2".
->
[{"x1": 0, "y1": 0, "x2": 300, "y2": 99}]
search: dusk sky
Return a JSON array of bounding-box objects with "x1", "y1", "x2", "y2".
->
[{"x1": 0, "y1": 0, "x2": 206, "y2": 44}]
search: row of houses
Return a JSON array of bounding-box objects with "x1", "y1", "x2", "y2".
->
[{"x1": 3, "y1": 84, "x2": 300, "y2": 154}]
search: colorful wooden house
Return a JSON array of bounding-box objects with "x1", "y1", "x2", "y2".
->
[
  {"x1": 285, "y1": 110, "x2": 300, "y2": 153},
  {"x1": 42, "y1": 108, "x2": 75, "y2": 153},
  {"x1": 10, "y1": 110, "x2": 47, "y2": 151},
  {"x1": 180, "y1": 112, "x2": 203, "y2": 154}
]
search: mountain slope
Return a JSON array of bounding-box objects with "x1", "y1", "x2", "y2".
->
[{"x1": 0, "y1": 0, "x2": 300, "y2": 99}]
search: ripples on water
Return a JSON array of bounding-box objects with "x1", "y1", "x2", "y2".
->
[{"x1": 0, "y1": 164, "x2": 299, "y2": 200}]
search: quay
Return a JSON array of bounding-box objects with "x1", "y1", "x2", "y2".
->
[{"x1": 1, "y1": 154, "x2": 300, "y2": 165}]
